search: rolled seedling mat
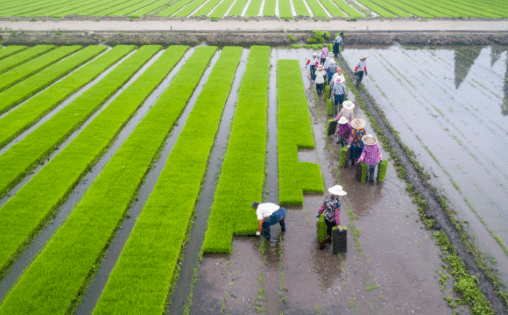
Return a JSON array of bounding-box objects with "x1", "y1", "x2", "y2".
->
[
  {"x1": 339, "y1": 145, "x2": 348, "y2": 167},
  {"x1": 327, "y1": 119, "x2": 337, "y2": 135},
  {"x1": 356, "y1": 162, "x2": 367, "y2": 183},
  {"x1": 332, "y1": 226, "x2": 347, "y2": 254},
  {"x1": 325, "y1": 85, "x2": 331, "y2": 99},
  {"x1": 378, "y1": 160, "x2": 388, "y2": 182},
  {"x1": 317, "y1": 214, "x2": 327, "y2": 243},
  {"x1": 327, "y1": 98, "x2": 333, "y2": 116}
]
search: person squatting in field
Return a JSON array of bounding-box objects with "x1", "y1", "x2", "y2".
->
[
  {"x1": 358, "y1": 134, "x2": 383, "y2": 182},
  {"x1": 318, "y1": 185, "x2": 347, "y2": 250},
  {"x1": 252, "y1": 201, "x2": 287, "y2": 240},
  {"x1": 315, "y1": 65, "x2": 327, "y2": 97},
  {"x1": 306, "y1": 53, "x2": 319, "y2": 81},
  {"x1": 333, "y1": 32, "x2": 344, "y2": 57},
  {"x1": 355, "y1": 54, "x2": 368, "y2": 87}
]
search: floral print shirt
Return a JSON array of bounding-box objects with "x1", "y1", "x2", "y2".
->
[
  {"x1": 336, "y1": 122, "x2": 352, "y2": 138},
  {"x1": 359, "y1": 144, "x2": 383, "y2": 164},
  {"x1": 318, "y1": 195, "x2": 341, "y2": 224},
  {"x1": 349, "y1": 128, "x2": 366, "y2": 148}
]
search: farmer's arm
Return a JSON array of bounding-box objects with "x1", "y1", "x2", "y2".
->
[{"x1": 257, "y1": 218, "x2": 266, "y2": 233}]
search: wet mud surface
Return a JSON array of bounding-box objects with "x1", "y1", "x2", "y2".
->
[{"x1": 190, "y1": 48, "x2": 456, "y2": 315}]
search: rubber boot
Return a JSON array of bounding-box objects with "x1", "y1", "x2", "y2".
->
[{"x1": 319, "y1": 235, "x2": 331, "y2": 250}]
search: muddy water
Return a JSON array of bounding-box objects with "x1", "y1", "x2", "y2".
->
[
  {"x1": 191, "y1": 48, "x2": 453, "y2": 314},
  {"x1": 342, "y1": 45, "x2": 508, "y2": 284}
]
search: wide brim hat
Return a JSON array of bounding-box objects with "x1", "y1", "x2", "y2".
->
[
  {"x1": 351, "y1": 118, "x2": 366, "y2": 129},
  {"x1": 362, "y1": 134, "x2": 377, "y2": 145},
  {"x1": 338, "y1": 116, "x2": 348, "y2": 124},
  {"x1": 328, "y1": 185, "x2": 347, "y2": 196},
  {"x1": 360, "y1": 54, "x2": 368, "y2": 60},
  {"x1": 313, "y1": 53, "x2": 318, "y2": 56},
  {"x1": 342, "y1": 101, "x2": 355, "y2": 111}
]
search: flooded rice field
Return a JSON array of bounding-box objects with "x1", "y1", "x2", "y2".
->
[{"x1": 341, "y1": 45, "x2": 508, "y2": 283}]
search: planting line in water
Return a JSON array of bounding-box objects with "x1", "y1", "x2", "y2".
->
[
  {"x1": 0, "y1": 46, "x2": 185, "y2": 288},
  {"x1": 0, "y1": 46, "x2": 147, "y2": 200},
  {"x1": 0, "y1": 46, "x2": 26, "y2": 62},
  {"x1": 0, "y1": 46, "x2": 217, "y2": 315},
  {"x1": 0, "y1": 46, "x2": 131, "y2": 150},
  {"x1": 93, "y1": 47, "x2": 242, "y2": 315},
  {"x1": 0, "y1": 45, "x2": 79, "y2": 94},
  {"x1": 0, "y1": 45, "x2": 54, "y2": 75},
  {"x1": 0, "y1": 46, "x2": 195, "y2": 305},
  {"x1": 0, "y1": 46, "x2": 106, "y2": 122},
  {"x1": 278, "y1": 59, "x2": 324, "y2": 206},
  {"x1": 265, "y1": 48, "x2": 279, "y2": 201},
  {"x1": 203, "y1": 46, "x2": 270, "y2": 254}
]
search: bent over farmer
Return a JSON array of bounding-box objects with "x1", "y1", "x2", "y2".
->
[{"x1": 252, "y1": 201, "x2": 287, "y2": 240}]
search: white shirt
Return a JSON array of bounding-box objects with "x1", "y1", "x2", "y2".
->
[
  {"x1": 256, "y1": 203, "x2": 280, "y2": 220},
  {"x1": 315, "y1": 70, "x2": 326, "y2": 84}
]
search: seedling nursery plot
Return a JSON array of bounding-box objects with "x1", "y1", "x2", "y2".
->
[
  {"x1": 1, "y1": 0, "x2": 508, "y2": 18},
  {"x1": 0, "y1": 43, "x2": 507, "y2": 315}
]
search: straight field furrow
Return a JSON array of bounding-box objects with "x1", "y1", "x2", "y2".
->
[
  {"x1": 0, "y1": 46, "x2": 133, "y2": 151},
  {"x1": 158, "y1": 0, "x2": 195, "y2": 16},
  {"x1": 209, "y1": 0, "x2": 235, "y2": 17},
  {"x1": 0, "y1": 45, "x2": 153, "y2": 200},
  {"x1": 227, "y1": 0, "x2": 249, "y2": 15},
  {"x1": 173, "y1": 0, "x2": 207, "y2": 16},
  {"x1": 0, "y1": 46, "x2": 27, "y2": 62},
  {"x1": 319, "y1": 0, "x2": 345, "y2": 17},
  {"x1": 93, "y1": 46, "x2": 242, "y2": 315},
  {"x1": 0, "y1": 45, "x2": 54, "y2": 74},
  {"x1": 0, "y1": 45, "x2": 80, "y2": 93},
  {"x1": 331, "y1": 0, "x2": 362, "y2": 17},
  {"x1": 0, "y1": 46, "x2": 215, "y2": 315},
  {"x1": 306, "y1": 0, "x2": 328, "y2": 16},
  {"x1": 193, "y1": 0, "x2": 222, "y2": 15},
  {"x1": 130, "y1": 0, "x2": 176, "y2": 16},
  {"x1": 203, "y1": 46, "x2": 270, "y2": 254}
]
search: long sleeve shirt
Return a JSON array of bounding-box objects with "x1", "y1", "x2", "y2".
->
[
  {"x1": 355, "y1": 60, "x2": 367, "y2": 73},
  {"x1": 334, "y1": 35, "x2": 343, "y2": 44},
  {"x1": 306, "y1": 58, "x2": 319, "y2": 67},
  {"x1": 321, "y1": 47, "x2": 329, "y2": 59},
  {"x1": 333, "y1": 80, "x2": 347, "y2": 96},
  {"x1": 349, "y1": 128, "x2": 366, "y2": 147},
  {"x1": 336, "y1": 122, "x2": 352, "y2": 138},
  {"x1": 315, "y1": 70, "x2": 326, "y2": 84},
  {"x1": 358, "y1": 144, "x2": 383, "y2": 164},
  {"x1": 335, "y1": 108, "x2": 354, "y2": 122},
  {"x1": 318, "y1": 195, "x2": 341, "y2": 224}
]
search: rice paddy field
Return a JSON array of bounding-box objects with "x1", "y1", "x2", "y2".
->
[
  {"x1": 0, "y1": 42, "x2": 507, "y2": 314},
  {"x1": 0, "y1": 0, "x2": 507, "y2": 18}
]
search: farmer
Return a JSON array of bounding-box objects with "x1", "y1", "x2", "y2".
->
[
  {"x1": 329, "y1": 67, "x2": 344, "y2": 89},
  {"x1": 306, "y1": 53, "x2": 319, "y2": 81},
  {"x1": 348, "y1": 118, "x2": 366, "y2": 166},
  {"x1": 335, "y1": 100, "x2": 355, "y2": 123},
  {"x1": 358, "y1": 134, "x2": 383, "y2": 182},
  {"x1": 317, "y1": 185, "x2": 346, "y2": 250},
  {"x1": 332, "y1": 75, "x2": 348, "y2": 115},
  {"x1": 336, "y1": 117, "x2": 352, "y2": 146},
  {"x1": 325, "y1": 57, "x2": 338, "y2": 85},
  {"x1": 333, "y1": 32, "x2": 344, "y2": 57},
  {"x1": 320, "y1": 44, "x2": 329, "y2": 65},
  {"x1": 252, "y1": 201, "x2": 287, "y2": 240},
  {"x1": 354, "y1": 54, "x2": 368, "y2": 87},
  {"x1": 315, "y1": 65, "x2": 326, "y2": 96}
]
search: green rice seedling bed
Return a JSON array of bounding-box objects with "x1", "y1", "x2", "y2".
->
[
  {"x1": 93, "y1": 47, "x2": 241, "y2": 315},
  {"x1": 318, "y1": 214, "x2": 326, "y2": 242},
  {"x1": 158, "y1": 0, "x2": 195, "y2": 16},
  {"x1": 13, "y1": 0, "x2": 77, "y2": 16},
  {"x1": 292, "y1": 0, "x2": 310, "y2": 16},
  {"x1": 173, "y1": 0, "x2": 207, "y2": 16},
  {"x1": 77, "y1": 0, "x2": 129, "y2": 16},
  {"x1": 110, "y1": 0, "x2": 160, "y2": 15},
  {"x1": 0, "y1": 46, "x2": 133, "y2": 150},
  {"x1": 245, "y1": 0, "x2": 263, "y2": 16},
  {"x1": 227, "y1": 0, "x2": 249, "y2": 16},
  {"x1": 367, "y1": 0, "x2": 411, "y2": 17},
  {"x1": 263, "y1": 0, "x2": 276, "y2": 15},
  {"x1": 319, "y1": 0, "x2": 345, "y2": 17},
  {"x1": 278, "y1": 0, "x2": 292, "y2": 18},
  {"x1": 0, "y1": 46, "x2": 187, "y2": 280},
  {"x1": 305, "y1": 0, "x2": 328, "y2": 16},
  {"x1": 300, "y1": 162, "x2": 324, "y2": 192},
  {"x1": 330, "y1": 0, "x2": 362, "y2": 17},
  {"x1": 377, "y1": 159, "x2": 388, "y2": 182},
  {"x1": 93, "y1": 0, "x2": 148, "y2": 15},
  {"x1": 380, "y1": 0, "x2": 433, "y2": 17},
  {"x1": 133, "y1": 0, "x2": 175, "y2": 16},
  {"x1": 278, "y1": 59, "x2": 323, "y2": 205},
  {"x1": 339, "y1": 145, "x2": 348, "y2": 167},
  {"x1": 194, "y1": 0, "x2": 222, "y2": 16},
  {"x1": 209, "y1": 0, "x2": 235, "y2": 17},
  {"x1": 0, "y1": 46, "x2": 106, "y2": 116},
  {"x1": 40, "y1": 0, "x2": 106, "y2": 17},
  {"x1": 203, "y1": 46, "x2": 270, "y2": 254},
  {"x1": 0, "y1": 46, "x2": 27, "y2": 62},
  {"x1": 392, "y1": 0, "x2": 445, "y2": 16},
  {"x1": 0, "y1": 45, "x2": 80, "y2": 93},
  {"x1": 360, "y1": 161, "x2": 367, "y2": 183},
  {"x1": 419, "y1": 0, "x2": 475, "y2": 17},
  {"x1": 0, "y1": 46, "x2": 215, "y2": 315},
  {"x1": 0, "y1": 45, "x2": 54, "y2": 74},
  {"x1": 356, "y1": 0, "x2": 395, "y2": 17},
  {"x1": 0, "y1": 45, "x2": 152, "y2": 199}
]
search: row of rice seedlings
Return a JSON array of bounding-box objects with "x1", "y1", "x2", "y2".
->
[
  {"x1": 305, "y1": 0, "x2": 328, "y2": 16},
  {"x1": 209, "y1": 0, "x2": 236, "y2": 18},
  {"x1": 319, "y1": 0, "x2": 346, "y2": 17},
  {"x1": 158, "y1": 0, "x2": 195, "y2": 16},
  {"x1": 5, "y1": 0, "x2": 73, "y2": 16},
  {"x1": 0, "y1": 45, "x2": 54, "y2": 74},
  {"x1": 0, "y1": 46, "x2": 106, "y2": 118},
  {"x1": 278, "y1": 0, "x2": 293, "y2": 18},
  {"x1": 92, "y1": 46, "x2": 242, "y2": 315},
  {"x1": 0, "y1": 46, "x2": 216, "y2": 315},
  {"x1": 0, "y1": 46, "x2": 133, "y2": 150},
  {"x1": 36, "y1": 0, "x2": 105, "y2": 17},
  {"x1": 202, "y1": 46, "x2": 270, "y2": 254},
  {"x1": 292, "y1": 0, "x2": 311, "y2": 16},
  {"x1": 129, "y1": 0, "x2": 176, "y2": 16},
  {"x1": 0, "y1": 46, "x2": 26, "y2": 61},
  {"x1": 356, "y1": 0, "x2": 395, "y2": 17},
  {"x1": 263, "y1": 0, "x2": 276, "y2": 15},
  {"x1": 0, "y1": 45, "x2": 80, "y2": 93},
  {"x1": 245, "y1": 0, "x2": 263, "y2": 16},
  {"x1": 193, "y1": 0, "x2": 222, "y2": 16},
  {"x1": 380, "y1": 0, "x2": 433, "y2": 17},
  {"x1": 331, "y1": 0, "x2": 363, "y2": 17},
  {"x1": 394, "y1": 0, "x2": 448, "y2": 16},
  {"x1": 368, "y1": 0, "x2": 411, "y2": 17},
  {"x1": 173, "y1": 0, "x2": 208, "y2": 16},
  {"x1": 278, "y1": 59, "x2": 324, "y2": 205},
  {"x1": 110, "y1": 0, "x2": 160, "y2": 16},
  {"x1": 0, "y1": 46, "x2": 186, "y2": 282},
  {"x1": 227, "y1": 0, "x2": 249, "y2": 16},
  {"x1": 0, "y1": 45, "x2": 145, "y2": 199},
  {"x1": 93, "y1": 0, "x2": 147, "y2": 15}
]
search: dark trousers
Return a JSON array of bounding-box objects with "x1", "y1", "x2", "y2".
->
[
  {"x1": 356, "y1": 71, "x2": 364, "y2": 84},
  {"x1": 334, "y1": 93, "x2": 344, "y2": 106},
  {"x1": 366, "y1": 163, "x2": 376, "y2": 182},
  {"x1": 325, "y1": 219, "x2": 337, "y2": 236},
  {"x1": 333, "y1": 43, "x2": 340, "y2": 56},
  {"x1": 310, "y1": 65, "x2": 316, "y2": 81},
  {"x1": 262, "y1": 208, "x2": 287, "y2": 239},
  {"x1": 316, "y1": 83, "x2": 324, "y2": 95},
  {"x1": 320, "y1": 57, "x2": 326, "y2": 65}
]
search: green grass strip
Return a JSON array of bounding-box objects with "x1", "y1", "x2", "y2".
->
[
  {"x1": 227, "y1": 0, "x2": 249, "y2": 15},
  {"x1": 305, "y1": 0, "x2": 328, "y2": 16},
  {"x1": 278, "y1": 59, "x2": 323, "y2": 205},
  {"x1": 292, "y1": 0, "x2": 310, "y2": 16},
  {"x1": 0, "y1": 45, "x2": 54, "y2": 74},
  {"x1": 0, "y1": 45, "x2": 153, "y2": 200},
  {"x1": 93, "y1": 46, "x2": 241, "y2": 315},
  {"x1": 0, "y1": 46, "x2": 105, "y2": 116},
  {"x1": 0, "y1": 46, "x2": 187, "y2": 281},
  {"x1": 158, "y1": 0, "x2": 195, "y2": 16},
  {"x1": 203, "y1": 46, "x2": 270, "y2": 254},
  {"x1": 330, "y1": 0, "x2": 362, "y2": 17},
  {"x1": 300, "y1": 162, "x2": 324, "y2": 192},
  {"x1": 245, "y1": 0, "x2": 262, "y2": 16},
  {"x1": 0, "y1": 46, "x2": 27, "y2": 62},
  {"x1": 209, "y1": 0, "x2": 235, "y2": 17},
  {"x1": 173, "y1": 0, "x2": 207, "y2": 16},
  {"x1": 0, "y1": 46, "x2": 216, "y2": 315},
  {"x1": 319, "y1": 0, "x2": 345, "y2": 17},
  {"x1": 193, "y1": 0, "x2": 222, "y2": 16},
  {"x1": 263, "y1": 0, "x2": 276, "y2": 15},
  {"x1": 0, "y1": 46, "x2": 80, "y2": 93},
  {"x1": 278, "y1": 0, "x2": 292, "y2": 17},
  {"x1": 0, "y1": 46, "x2": 133, "y2": 150}
]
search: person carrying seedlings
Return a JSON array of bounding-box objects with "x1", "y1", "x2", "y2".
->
[
  {"x1": 333, "y1": 32, "x2": 344, "y2": 57},
  {"x1": 332, "y1": 75, "x2": 348, "y2": 115},
  {"x1": 325, "y1": 57, "x2": 338, "y2": 85},
  {"x1": 335, "y1": 117, "x2": 352, "y2": 146},
  {"x1": 354, "y1": 54, "x2": 368, "y2": 87},
  {"x1": 320, "y1": 44, "x2": 329, "y2": 65},
  {"x1": 306, "y1": 53, "x2": 319, "y2": 81},
  {"x1": 252, "y1": 201, "x2": 287, "y2": 240},
  {"x1": 315, "y1": 65, "x2": 326, "y2": 97},
  {"x1": 358, "y1": 134, "x2": 383, "y2": 182},
  {"x1": 335, "y1": 100, "x2": 355, "y2": 123},
  {"x1": 329, "y1": 67, "x2": 344, "y2": 89},
  {"x1": 317, "y1": 185, "x2": 347, "y2": 250},
  {"x1": 348, "y1": 118, "x2": 366, "y2": 166}
]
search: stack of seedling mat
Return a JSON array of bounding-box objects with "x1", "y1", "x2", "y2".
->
[
  {"x1": 326, "y1": 99, "x2": 333, "y2": 116},
  {"x1": 339, "y1": 146, "x2": 349, "y2": 167},
  {"x1": 355, "y1": 161, "x2": 388, "y2": 183},
  {"x1": 317, "y1": 214, "x2": 327, "y2": 243},
  {"x1": 377, "y1": 160, "x2": 388, "y2": 182},
  {"x1": 332, "y1": 226, "x2": 347, "y2": 254},
  {"x1": 356, "y1": 161, "x2": 368, "y2": 183},
  {"x1": 327, "y1": 119, "x2": 337, "y2": 135}
]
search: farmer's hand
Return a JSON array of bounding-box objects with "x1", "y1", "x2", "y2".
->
[{"x1": 256, "y1": 231, "x2": 261, "y2": 236}]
